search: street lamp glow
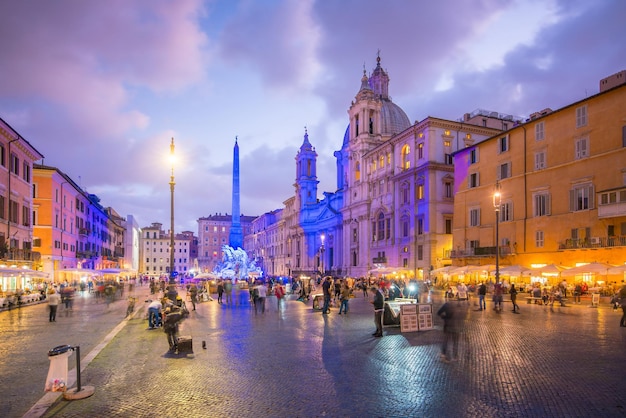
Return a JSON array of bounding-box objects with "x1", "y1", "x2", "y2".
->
[
  {"x1": 320, "y1": 233, "x2": 326, "y2": 277},
  {"x1": 493, "y1": 182, "x2": 501, "y2": 284}
]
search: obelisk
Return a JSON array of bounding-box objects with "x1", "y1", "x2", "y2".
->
[{"x1": 229, "y1": 136, "x2": 243, "y2": 249}]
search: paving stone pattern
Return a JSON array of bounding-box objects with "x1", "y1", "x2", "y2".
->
[{"x1": 1, "y1": 287, "x2": 625, "y2": 418}]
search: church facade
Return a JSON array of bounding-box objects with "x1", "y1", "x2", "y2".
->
[{"x1": 245, "y1": 55, "x2": 515, "y2": 280}]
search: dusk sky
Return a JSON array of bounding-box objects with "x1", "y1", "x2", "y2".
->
[{"x1": 0, "y1": 0, "x2": 624, "y2": 233}]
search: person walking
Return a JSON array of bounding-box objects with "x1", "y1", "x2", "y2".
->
[
  {"x1": 437, "y1": 300, "x2": 465, "y2": 362},
  {"x1": 618, "y1": 284, "x2": 626, "y2": 327},
  {"x1": 322, "y1": 276, "x2": 332, "y2": 314},
  {"x1": 361, "y1": 278, "x2": 369, "y2": 298},
  {"x1": 477, "y1": 282, "x2": 487, "y2": 311},
  {"x1": 188, "y1": 283, "x2": 198, "y2": 311},
  {"x1": 274, "y1": 282, "x2": 285, "y2": 309},
  {"x1": 224, "y1": 279, "x2": 233, "y2": 306},
  {"x1": 217, "y1": 280, "x2": 224, "y2": 304},
  {"x1": 47, "y1": 288, "x2": 61, "y2": 322},
  {"x1": 510, "y1": 284, "x2": 520, "y2": 313},
  {"x1": 338, "y1": 283, "x2": 351, "y2": 314},
  {"x1": 371, "y1": 284, "x2": 385, "y2": 337},
  {"x1": 493, "y1": 281, "x2": 504, "y2": 312},
  {"x1": 256, "y1": 282, "x2": 267, "y2": 314}
]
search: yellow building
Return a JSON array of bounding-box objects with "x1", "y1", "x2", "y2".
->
[{"x1": 452, "y1": 71, "x2": 626, "y2": 285}]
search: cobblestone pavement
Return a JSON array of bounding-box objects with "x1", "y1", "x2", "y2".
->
[{"x1": 1, "y1": 287, "x2": 625, "y2": 418}]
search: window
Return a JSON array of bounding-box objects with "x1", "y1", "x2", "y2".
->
[
  {"x1": 444, "y1": 181, "x2": 453, "y2": 198},
  {"x1": 576, "y1": 105, "x2": 587, "y2": 128},
  {"x1": 500, "y1": 202, "x2": 512, "y2": 222},
  {"x1": 377, "y1": 213, "x2": 385, "y2": 241},
  {"x1": 623, "y1": 126, "x2": 626, "y2": 147},
  {"x1": 469, "y1": 208, "x2": 480, "y2": 227},
  {"x1": 417, "y1": 218, "x2": 424, "y2": 235},
  {"x1": 0, "y1": 195, "x2": 4, "y2": 219},
  {"x1": 469, "y1": 173, "x2": 479, "y2": 188},
  {"x1": 535, "y1": 122, "x2": 545, "y2": 141},
  {"x1": 402, "y1": 218, "x2": 409, "y2": 237},
  {"x1": 379, "y1": 155, "x2": 384, "y2": 168},
  {"x1": 575, "y1": 138, "x2": 589, "y2": 159},
  {"x1": 535, "y1": 230, "x2": 544, "y2": 248},
  {"x1": 499, "y1": 136, "x2": 509, "y2": 153},
  {"x1": 22, "y1": 161, "x2": 30, "y2": 182},
  {"x1": 600, "y1": 191, "x2": 618, "y2": 205},
  {"x1": 10, "y1": 153, "x2": 19, "y2": 175},
  {"x1": 22, "y1": 205, "x2": 29, "y2": 226},
  {"x1": 0, "y1": 144, "x2": 4, "y2": 167},
  {"x1": 533, "y1": 193, "x2": 551, "y2": 217},
  {"x1": 497, "y1": 162, "x2": 511, "y2": 180},
  {"x1": 534, "y1": 151, "x2": 546, "y2": 170},
  {"x1": 416, "y1": 184, "x2": 424, "y2": 200},
  {"x1": 469, "y1": 149, "x2": 479, "y2": 164},
  {"x1": 444, "y1": 154, "x2": 453, "y2": 165},
  {"x1": 418, "y1": 143, "x2": 424, "y2": 159},
  {"x1": 445, "y1": 218, "x2": 452, "y2": 234},
  {"x1": 570, "y1": 184, "x2": 594, "y2": 211},
  {"x1": 352, "y1": 227, "x2": 358, "y2": 243},
  {"x1": 401, "y1": 183, "x2": 409, "y2": 204},
  {"x1": 355, "y1": 161, "x2": 361, "y2": 181},
  {"x1": 417, "y1": 245, "x2": 423, "y2": 261},
  {"x1": 401, "y1": 145, "x2": 410, "y2": 169},
  {"x1": 10, "y1": 200, "x2": 18, "y2": 223}
]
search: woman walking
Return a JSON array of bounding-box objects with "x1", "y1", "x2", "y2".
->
[{"x1": 510, "y1": 284, "x2": 520, "y2": 314}]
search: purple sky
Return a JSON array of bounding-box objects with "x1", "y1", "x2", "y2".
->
[{"x1": 0, "y1": 0, "x2": 624, "y2": 233}]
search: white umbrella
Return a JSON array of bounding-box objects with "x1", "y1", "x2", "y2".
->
[
  {"x1": 560, "y1": 262, "x2": 613, "y2": 277},
  {"x1": 431, "y1": 266, "x2": 455, "y2": 274},
  {"x1": 607, "y1": 264, "x2": 626, "y2": 275},
  {"x1": 497, "y1": 265, "x2": 532, "y2": 276},
  {"x1": 528, "y1": 264, "x2": 569, "y2": 277}
]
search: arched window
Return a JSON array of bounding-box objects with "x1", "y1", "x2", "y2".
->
[
  {"x1": 355, "y1": 161, "x2": 361, "y2": 181},
  {"x1": 379, "y1": 155, "x2": 385, "y2": 168},
  {"x1": 378, "y1": 213, "x2": 385, "y2": 241},
  {"x1": 401, "y1": 144, "x2": 410, "y2": 169}
]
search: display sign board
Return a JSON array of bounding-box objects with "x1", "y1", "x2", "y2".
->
[
  {"x1": 418, "y1": 304, "x2": 432, "y2": 314},
  {"x1": 418, "y1": 313, "x2": 434, "y2": 330},
  {"x1": 400, "y1": 313, "x2": 419, "y2": 332},
  {"x1": 400, "y1": 304, "x2": 417, "y2": 315}
]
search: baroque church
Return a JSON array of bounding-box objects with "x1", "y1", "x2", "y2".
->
[{"x1": 245, "y1": 54, "x2": 514, "y2": 280}]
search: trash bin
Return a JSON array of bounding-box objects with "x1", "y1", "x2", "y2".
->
[{"x1": 45, "y1": 345, "x2": 73, "y2": 392}]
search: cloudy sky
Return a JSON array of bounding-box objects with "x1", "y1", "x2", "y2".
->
[{"x1": 0, "y1": 0, "x2": 624, "y2": 233}]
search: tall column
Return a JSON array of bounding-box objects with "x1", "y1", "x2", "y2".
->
[{"x1": 229, "y1": 137, "x2": 243, "y2": 249}]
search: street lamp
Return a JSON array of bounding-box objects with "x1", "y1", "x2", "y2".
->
[
  {"x1": 320, "y1": 233, "x2": 325, "y2": 277},
  {"x1": 493, "y1": 181, "x2": 501, "y2": 284},
  {"x1": 167, "y1": 138, "x2": 177, "y2": 301}
]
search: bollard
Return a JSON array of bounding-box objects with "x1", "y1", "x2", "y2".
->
[{"x1": 63, "y1": 345, "x2": 95, "y2": 400}]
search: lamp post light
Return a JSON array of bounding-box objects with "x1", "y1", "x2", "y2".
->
[
  {"x1": 493, "y1": 182, "x2": 501, "y2": 284},
  {"x1": 320, "y1": 233, "x2": 325, "y2": 277},
  {"x1": 167, "y1": 138, "x2": 178, "y2": 301}
]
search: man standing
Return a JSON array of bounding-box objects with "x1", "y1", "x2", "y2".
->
[
  {"x1": 163, "y1": 306, "x2": 185, "y2": 353},
  {"x1": 47, "y1": 288, "x2": 61, "y2": 322},
  {"x1": 322, "y1": 276, "x2": 332, "y2": 314},
  {"x1": 493, "y1": 281, "x2": 504, "y2": 312},
  {"x1": 188, "y1": 283, "x2": 198, "y2": 311},
  {"x1": 477, "y1": 282, "x2": 487, "y2": 311},
  {"x1": 372, "y1": 284, "x2": 385, "y2": 337},
  {"x1": 510, "y1": 283, "x2": 520, "y2": 313}
]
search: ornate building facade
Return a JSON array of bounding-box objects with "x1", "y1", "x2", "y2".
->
[{"x1": 246, "y1": 54, "x2": 514, "y2": 279}]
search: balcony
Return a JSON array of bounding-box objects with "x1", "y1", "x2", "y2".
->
[
  {"x1": 559, "y1": 236, "x2": 626, "y2": 250},
  {"x1": 79, "y1": 228, "x2": 90, "y2": 236},
  {"x1": 597, "y1": 187, "x2": 626, "y2": 219},
  {"x1": 451, "y1": 246, "x2": 511, "y2": 259},
  {"x1": 2, "y1": 249, "x2": 41, "y2": 262},
  {"x1": 372, "y1": 256, "x2": 387, "y2": 263}
]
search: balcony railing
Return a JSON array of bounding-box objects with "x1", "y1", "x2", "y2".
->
[
  {"x1": 450, "y1": 246, "x2": 511, "y2": 258},
  {"x1": 559, "y1": 236, "x2": 626, "y2": 250},
  {"x1": 1, "y1": 249, "x2": 42, "y2": 262}
]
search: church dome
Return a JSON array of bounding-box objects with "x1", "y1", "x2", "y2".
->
[{"x1": 380, "y1": 100, "x2": 411, "y2": 136}]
